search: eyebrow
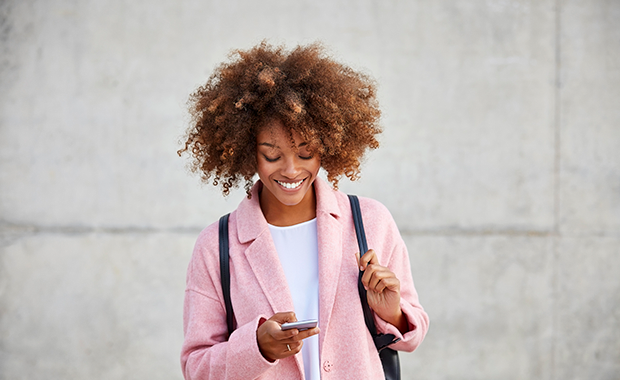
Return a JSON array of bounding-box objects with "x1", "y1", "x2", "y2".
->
[
  {"x1": 258, "y1": 142, "x2": 277, "y2": 148},
  {"x1": 258, "y1": 142, "x2": 308, "y2": 148}
]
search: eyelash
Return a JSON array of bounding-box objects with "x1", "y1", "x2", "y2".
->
[{"x1": 263, "y1": 155, "x2": 313, "y2": 162}]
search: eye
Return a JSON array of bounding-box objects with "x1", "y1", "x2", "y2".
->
[
  {"x1": 299, "y1": 155, "x2": 313, "y2": 160},
  {"x1": 263, "y1": 155, "x2": 280, "y2": 162}
]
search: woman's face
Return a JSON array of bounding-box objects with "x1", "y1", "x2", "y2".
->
[{"x1": 256, "y1": 120, "x2": 321, "y2": 208}]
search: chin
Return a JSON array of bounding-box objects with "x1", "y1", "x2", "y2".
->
[{"x1": 276, "y1": 194, "x2": 306, "y2": 207}]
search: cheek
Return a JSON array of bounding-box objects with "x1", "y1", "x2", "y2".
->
[
  {"x1": 255, "y1": 158, "x2": 267, "y2": 178},
  {"x1": 309, "y1": 158, "x2": 321, "y2": 176},
  {"x1": 256, "y1": 163, "x2": 270, "y2": 180}
]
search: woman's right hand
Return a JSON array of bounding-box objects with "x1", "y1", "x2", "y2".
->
[{"x1": 256, "y1": 312, "x2": 320, "y2": 362}]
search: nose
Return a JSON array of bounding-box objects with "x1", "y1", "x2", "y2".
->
[{"x1": 281, "y1": 155, "x2": 300, "y2": 178}]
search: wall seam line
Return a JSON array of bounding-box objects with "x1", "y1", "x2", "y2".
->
[{"x1": 551, "y1": 0, "x2": 562, "y2": 378}]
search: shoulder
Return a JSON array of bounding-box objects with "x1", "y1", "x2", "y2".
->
[
  {"x1": 357, "y1": 195, "x2": 393, "y2": 220},
  {"x1": 333, "y1": 191, "x2": 404, "y2": 252},
  {"x1": 357, "y1": 196, "x2": 400, "y2": 239},
  {"x1": 332, "y1": 189, "x2": 395, "y2": 224},
  {"x1": 194, "y1": 218, "x2": 221, "y2": 253},
  {"x1": 191, "y1": 206, "x2": 248, "y2": 261},
  {"x1": 186, "y1": 219, "x2": 221, "y2": 279}
]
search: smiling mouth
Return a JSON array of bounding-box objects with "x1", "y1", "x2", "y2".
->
[{"x1": 276, "y1": 179, "x2": 305, "y2": 190}]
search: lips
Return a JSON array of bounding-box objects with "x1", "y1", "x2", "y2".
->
[{"x1": 275, "y1": 178, "x2": 305, "y2": 190}]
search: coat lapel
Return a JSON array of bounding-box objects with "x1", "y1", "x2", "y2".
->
[
  {"x1": 235, "y1": 182, "x2": 295, "y2": 315},
  {"x1": 314, "y1": 179, "x2": 344, "y2": 342}
]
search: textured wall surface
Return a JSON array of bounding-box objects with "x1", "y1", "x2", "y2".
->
[{"x1": 1, "y1": 0, "x2": 619, "y2": 379}]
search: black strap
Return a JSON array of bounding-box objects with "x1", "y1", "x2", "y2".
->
[
  {"x1": 219, "y1": 213, "x2": 234, "y2": 337},
  {"x1": 349, "y1": 195, "x2": 378, "y2": 336},
  {"x1": 348, "y1": 195, "x2": 400, "y2": 351}
]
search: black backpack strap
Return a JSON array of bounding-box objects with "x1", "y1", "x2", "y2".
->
[
  {"x1": 349, "y1": 195, "x2": 378, "y2": 336},
  {"x1": 348, "y1": 195, "x2": 400, "y2": 351},
  {"x1": 218, "y1": 213, "x2": 234, "y2": 337}
]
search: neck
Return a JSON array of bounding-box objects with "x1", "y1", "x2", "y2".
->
[{"x1": 259, "y1": 184, "x2": 317, "y2": 227}]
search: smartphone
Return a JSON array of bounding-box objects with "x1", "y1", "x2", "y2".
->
[{"x1": 281, "y1": 319, "x2": 318, "y2": 331}]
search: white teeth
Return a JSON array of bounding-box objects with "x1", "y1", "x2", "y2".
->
[{"x1": 276, "y1": 179, "x2": 304, "y2": 189}]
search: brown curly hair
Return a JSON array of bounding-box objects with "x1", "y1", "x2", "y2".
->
[{"x1": 178, "y1": 41, "x2": 382, "y2": 196}]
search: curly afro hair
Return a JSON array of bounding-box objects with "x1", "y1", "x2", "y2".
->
[{"x1": 178, "y1": 41, "x2": 382, "y2": 196}]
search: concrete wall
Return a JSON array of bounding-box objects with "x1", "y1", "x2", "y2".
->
[{"x1": 1, "y1": 0, "x2": 618, "y2": 379}]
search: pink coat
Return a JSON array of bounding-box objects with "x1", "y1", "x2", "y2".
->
[{"x1": 181, "y1": 178, "x2": 429, "y2": 379}]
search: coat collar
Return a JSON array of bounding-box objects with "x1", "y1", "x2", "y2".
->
[
  {"x1": 234, "y1": 177, "x2": 342, "y2": 244},
  {"x1": 234, "y1": 180, "x2": 269, "y2": 245}
]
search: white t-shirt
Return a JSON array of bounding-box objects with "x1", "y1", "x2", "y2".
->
[{"x1": 268, "y1": 218, "x2": 320, "y2": 380}]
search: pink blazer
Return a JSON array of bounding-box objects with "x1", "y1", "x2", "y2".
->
[{"x1": 181, "y1": 178, "x2": 429, "y2": 379}]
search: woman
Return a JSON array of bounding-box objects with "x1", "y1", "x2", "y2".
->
[{"x1": 179, "y1": 42, "x2": 429, "y2": 380}]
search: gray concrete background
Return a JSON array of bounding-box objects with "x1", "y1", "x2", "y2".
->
[{"x1": 0, "y1": 0, "x2": 618, "y2": 379}]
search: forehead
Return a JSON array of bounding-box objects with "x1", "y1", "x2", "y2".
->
[{"x1": 257, "y1": 119, "x2": 305, "y2": 147}]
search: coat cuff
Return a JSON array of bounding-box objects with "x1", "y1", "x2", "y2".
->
[
  {"x1": 373, "y1": 301, "x2": 426, "y2": 352},
  {"x1": 225, "y1": 315, "x2": 278, "y2": 378}
]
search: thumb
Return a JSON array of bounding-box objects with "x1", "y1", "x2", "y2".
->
[{"x1": 270, "y1": 311, "x2": 297, "y2": 324}]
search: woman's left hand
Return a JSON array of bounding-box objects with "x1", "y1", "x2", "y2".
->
[{"x1": 358, "y1": 249, "x2": 408, "y2": 334}]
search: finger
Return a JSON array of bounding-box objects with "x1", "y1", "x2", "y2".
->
[
  {"x1": 370, "y1": 271, "x2": 400, "y2": 293},
  {"x1": 364, "y1": 265, "x2": 395, "y2": 292},
  {"x1": 359, "y1": 249, "x2": 378, "y2": 270},
  {"x1": 269, "y1": 323, "x2": 300, "y2": 340},
  {"x1": 275, "y1": 328, "x2": 300, "y2": 340},
  {"x1": 291, "y1": 327, "x2": 320, "y2": 341},
  {"x1": 285, "y1": 340, "x2": 303, "y2": 355},
  {"x1": 361, "y1": 261, "x2": 383, "y2": 289},
  {"x1": 371, "y1": 275, "x2": 390, "y2": 293},
  {"x1": 367, "y1": 267, "x2": 391, "y2": 291},
  {"x1": 361, "y1": 262, "x2": 373, "y2": 289},
  {"x1": 281, "y1": 326, "x2": 321, "y2": 344},
  {"x1": 263, "y1": 319, "x2": 300, "y2": 341}
]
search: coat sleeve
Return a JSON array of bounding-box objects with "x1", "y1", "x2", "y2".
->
[
  {"x1": 362, "y1": 198, "x2": 430, "y2": 353},
  {"x1": 180, "y1": 226, "x2": 278, "y2": 380}
]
